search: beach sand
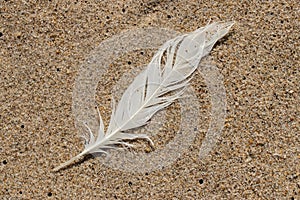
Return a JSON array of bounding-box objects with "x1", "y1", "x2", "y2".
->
[{"x1": 1, "y1": 0, "x2": 299, "y2": 199}]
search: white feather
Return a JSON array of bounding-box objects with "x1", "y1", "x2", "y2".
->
[{"x1": 53, "y1": 21, "x2": 234, "y2": 171}]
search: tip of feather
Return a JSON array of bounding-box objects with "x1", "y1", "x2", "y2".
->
[{"x1": 52, "y1": 151, "x2": 87, "y2": 172}]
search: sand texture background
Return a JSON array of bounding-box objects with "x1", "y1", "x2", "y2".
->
[{"x1": 1, "y1": 0, "x2": 299, "y2": 199}]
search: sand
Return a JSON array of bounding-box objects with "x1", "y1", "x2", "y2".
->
[{"x1": 1, "y1": 0, "x2": 299, "y2": 199}]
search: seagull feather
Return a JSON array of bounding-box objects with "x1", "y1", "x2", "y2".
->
[{"x1": 53, "y1": 21, "x2": 234, "y2": 171}]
